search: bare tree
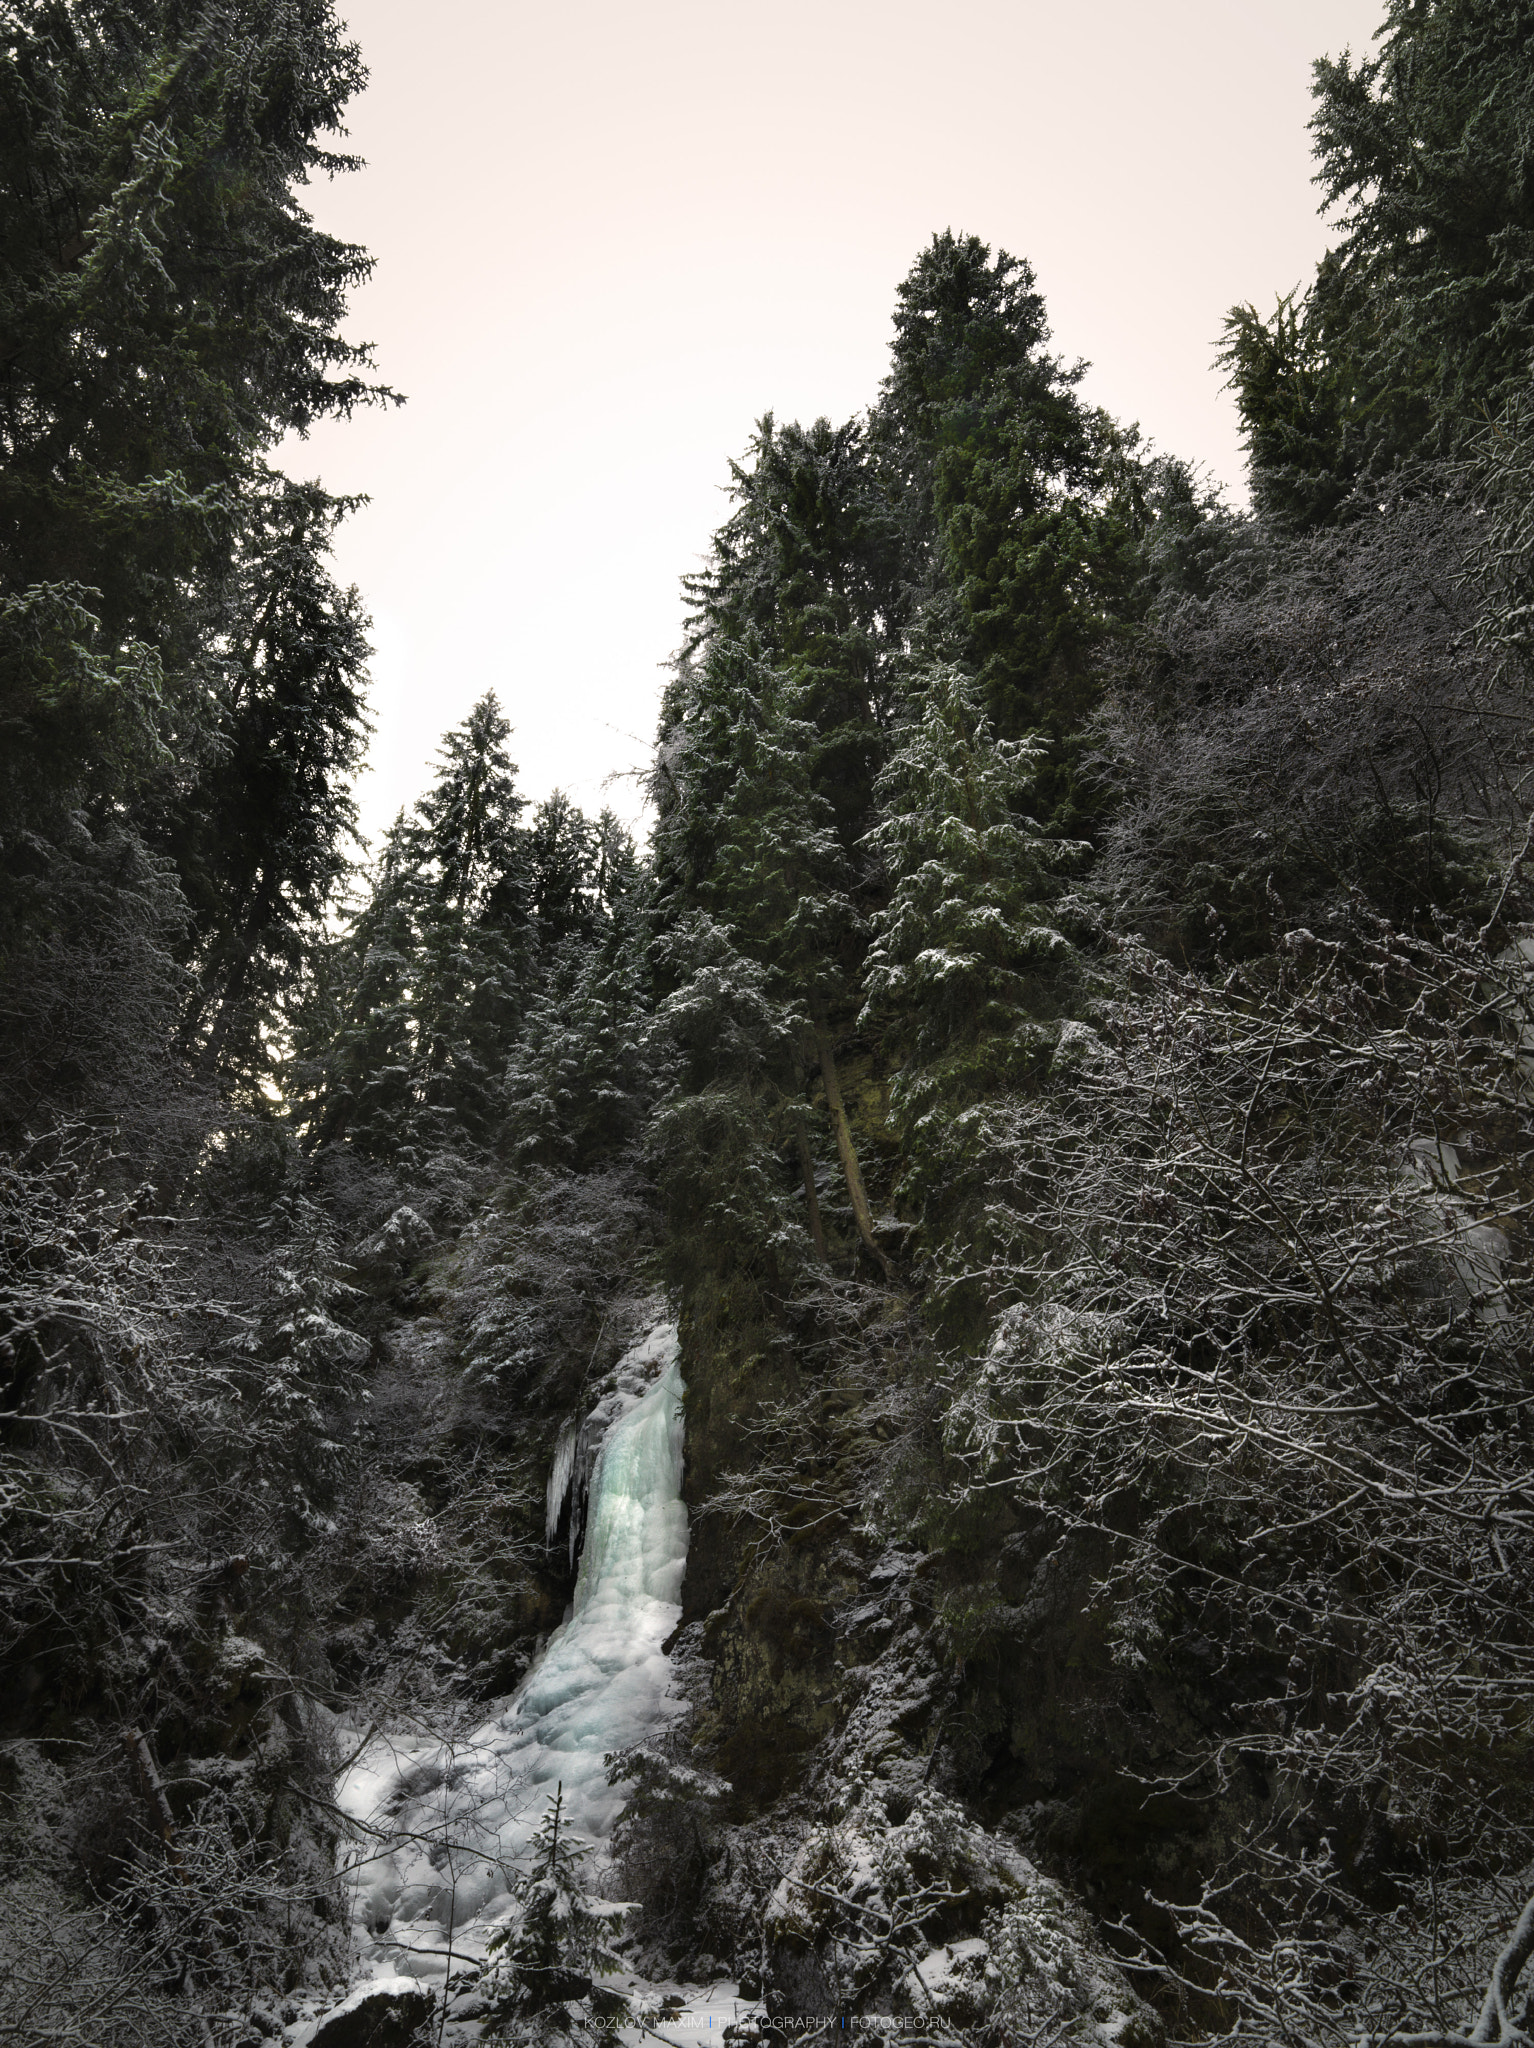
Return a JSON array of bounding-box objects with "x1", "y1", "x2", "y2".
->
[{"x1": 945, "y1": 909, "x2": 1534, "y2": 2046}]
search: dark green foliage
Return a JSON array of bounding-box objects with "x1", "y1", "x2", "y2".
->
[
  {"x1": 873, "y1": 231, "x2": 1148, "y2": 818},
  {"x1": 683, "y1": 644, "x2": 862, "y2": 1009},
  {"x1": 290, "y1": 813, "x2": 420, "y2": 1161},
  {"x1": 483, "y1": 1784, "x2": 630, "y2": 2021},
  {"x1": 294, "y1": 706, "x2": 656, "y2": 1179},
  {"x1": 505, "y1": 822, "x2": 653, "y2": 1170},
  {"x1": 527, "y1": 790, "x2": 598, "y2": 946},
  {"x1": 295, "y1": 692, "x2": 533, "y2": 1160},
  {"x1": 413, "y1": 691, "x2": 527, "y2": 916},
  {"x1": 162, "y1": 477, "x2": 372, "y2": 1088},
  {"x1": 1218, "y1": 282, "x2": 1366, "y2": 531},
  {"x1": 652, "y1": 635, "x2": 899, "y2": 1275},
  {"x1": 0, "y1": 0, "x2": 388, "y2": 1111},
  {"x1": 407, "y1": 694, "x2": 529, "y2": 1142},
  {"x1": 848, "y1": 662, "x2": 1080, "y2": 1278},
  {"x1": 0, "y1": 809, "x2": 190, "y2": 1139},
  {"x1": 861, "y1": 663, "x2": 1074, "y2": 1072},
  {"x1": 645, "y1": 916, "x2": 813, "y2": 1293},
  {"x1": 1224, "y1": 0, "x2": 1534, "y2": 523},
  {"x1": 651, "y1": 238, "x2": 1155, "y2": 1289},
  {"x1": 1313, "y1": 0, "x2": 1534, "y2": 433},
  {"x1": 0, "y1": 0, "x2": 380, "y2": 609},
  {"x1": 684, "y1": 413, "x2": 904, "y2": 845},
  {"x1": 0, "y1": 0, "x2": 381, "y2": 786},
  {"x1": 876, "y1": 230, "x2": 1078, "y2": 537}
]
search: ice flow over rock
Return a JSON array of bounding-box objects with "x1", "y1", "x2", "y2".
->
[{"x1": 340, "y1": 1322, "x2": 686, "y2": 1969}]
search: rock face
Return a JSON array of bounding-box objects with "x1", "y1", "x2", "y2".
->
[
  {"x1": 753, "y1": 1775, "x2": 1162, "y2": 2042},
  {"x1": 658, "y1": 1294, "x2": 1206, "y2": 2021},
  {"x1": 301, "y1": 1979, "x2": 435, "y2": 2047}
]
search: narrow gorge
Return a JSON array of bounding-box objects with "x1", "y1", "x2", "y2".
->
[{"x1": 5, "y1": 2, "x2": 1534, "y2": 2044}]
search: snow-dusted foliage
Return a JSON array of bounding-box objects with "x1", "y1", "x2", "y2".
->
[
  {"x1": 14, "y1": 13, "x2": 1534, "y2": 2040},
  {"x1": 766, "y1": 1779, "x2": 1159, "y2": 2045},
  {"x1": 939, "y1": 916, "x2": 1534, "y2": 2044},
  {"x1": 861, "y1": 662, "x2": 1074, "y2": 1066}
]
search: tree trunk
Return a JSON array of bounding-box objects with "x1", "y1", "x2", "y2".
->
[
  {"x1": 124, "y1": 1729, "x2": 216, "y2": 2048},
  {"x1": 193, "y1": 942, "x2": 255, "y2": 1083},
  {"x1": 810, "y1": 1007, "x2": 892, "y2": 1282},
  {"x1": 795, "y1": 1123, "x2": 830, "y2": 1262},
  {"x1": 193, "y1": 877, "x2": 275, "y2": 1084}
]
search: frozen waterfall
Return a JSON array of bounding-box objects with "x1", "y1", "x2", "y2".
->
[{"x1": 337, "y1": 1320, "x2": 687, "y2": 1973}]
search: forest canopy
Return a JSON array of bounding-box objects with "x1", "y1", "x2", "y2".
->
[{"x1": 3, "y1": 1, "x2": 1534, "y2": 2044}]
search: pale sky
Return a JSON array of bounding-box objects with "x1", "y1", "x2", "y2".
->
[{"x1": 282, "y1": 0, "x2": 1384, "y2": 848}]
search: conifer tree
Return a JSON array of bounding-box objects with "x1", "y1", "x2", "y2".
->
[
  {"x1": 680, "y1": 639, "x2": 888, "y2": 1274},
  {"x1": 294, "y1": 696, "x2": 531, "y2": 1163},
  {"x1": 289, "y1": 813, "x2": 421, "y2": 1161},
  {"x1": 0, "y1": 0, "x2": 387, "y2": 1123},
  {"x1": 683, "y1": 413, "x2": 904, "y2": 847},
  {"x1": 0, "y1": 0, "x2": 381, "y2": 695},
  {"x1": 591, "y1": 806, "x2": 640, "y2": 917},
  {"x1": 646, "y1": 911, "x2": 820, "y2": 1287},
  {"x1": 407, "y1": 693, "x2": 530, "y2": 1143},
  {"x1": 505, "y1": 818, "x2": 654, "y2": 1170},
  {"x1": 861, "y1": 663, "x2": 1072, "y2": 1080},
  {"x1": 528, "y1": 790, "x2": 599, "y2": 951},
  {"x1": 1222, "y1": 0, "x2": 1534, "y2": 523},
  {"x1": 166, "y1": 477, "x2": 372, "y2": 1087},
  {"x1": 872, "y1": 232, "x2": 1145, "y2": 824},
  {"x1": 483, "y1": 1784, "x2": 630, "y2": 2019}
]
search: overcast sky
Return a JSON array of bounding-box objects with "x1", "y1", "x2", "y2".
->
[{"x1": 283, "y1": 0, "x2": 1385, "y2": 850}]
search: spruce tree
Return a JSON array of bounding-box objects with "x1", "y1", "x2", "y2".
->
[
  {"x1": 861, "y1": 663, "x2": 1073, "y2": 1080},
  {"x1": 0, "y1": 0, "x2": 387, "y2": 1125},
  {"x1": 528, "y1": 790, "x2": 599, "y2": 951},
  {"x1": 505, "y1": 819, "x2": 654, "y2": 1171},
  {"x1": 289, "y1": 813, "x2": 421, "y2": 1162},
  {"x1": 680, "y1": 638, "x2": 888, "y2": 1274},
  {"x1": 872, "y1": 232, "x2": 1145, "y2": 825},
  {"x1": 164, "y1": 477, "x2": 372, "y2": 1087},
  {"x1": 683, "y1": 413, "x2": 904, "y2": 848},
  {"x1": 406, "y1": 693, "x2": 530, "y2": 1145},
  {"x1": 483, "y1": 1784, "x2": 630, "y2": 2018},
  {"x1": 646, "y1": 911, "x2": 821, "y2": 1288},
  {"x1": 0, "y1": 0, "x2": 384, "y2": 806},
  {"x1": 1223, "y1": 0, "x2": 1534, "y2": 523}
]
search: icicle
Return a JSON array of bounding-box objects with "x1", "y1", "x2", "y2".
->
[{"x1": 545, "y1": 1418, "x2": 577, "y2": 1550}]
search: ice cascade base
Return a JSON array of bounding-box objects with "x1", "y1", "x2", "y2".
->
[{"x1": 339, "y1": 1321, "x2": 687, "y2": 1968}]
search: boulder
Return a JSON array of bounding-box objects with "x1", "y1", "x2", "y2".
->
[{"x1": 301, "y1": 1978, "x2": 435, "y2": 2048}]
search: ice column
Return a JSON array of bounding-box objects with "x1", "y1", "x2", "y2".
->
[{"x1": 341, "y1": 1321, "x2": 687, "y2": 1961}]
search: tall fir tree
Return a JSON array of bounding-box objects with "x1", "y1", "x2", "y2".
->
[
  {"x1": 1222, "y1": 0, "x2": 1534, "y2": 525},
  {"x1": 289, "y1": 812, "x2": 421, "y2": 1162},
  {"x1": 504, "y1": 819, "x2": 653, "y2": 1172},
  {"x1": 668, "y1": 637, "x2": 887, "y2": 1273},
  {"x1": 291, "y1": 695, "x2": 532, "y2": 1163},
  {"x1": 164, "y1": 477, "x2": 372, "y2": 1088},
  {"x1": 407, "y1": 693, "x2": 529, "y2": 1145},
  {"x1": 872, "y1": 231, "x2": 1147, "y2": 828},
  {"x1": 683, "y1": 413, "x2": 904, "y2": 849},
  {"x1": 861, "y1": 663, "x2": 1073, "y2": 1084},
  {"x1": 527, "y1": 789, "x2": 599, "y2": 952},
  {"x1": 0, "y1": 0, "x2": 388, "y2": 1128}
]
